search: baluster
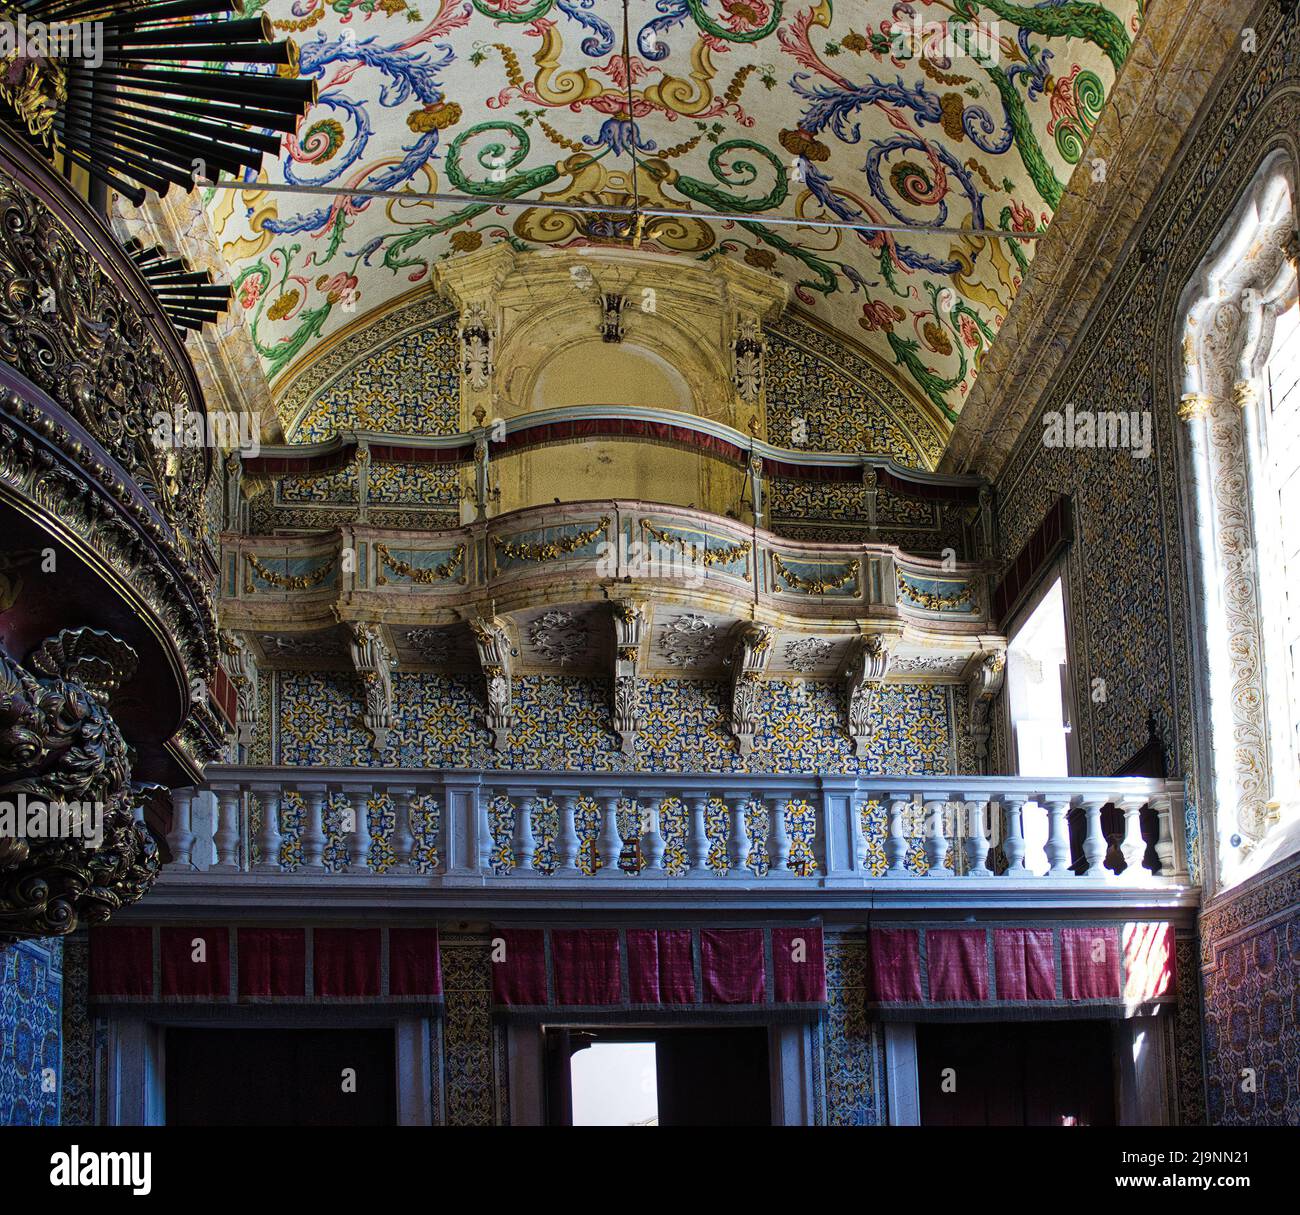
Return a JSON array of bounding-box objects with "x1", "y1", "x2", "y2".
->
[
  {"x1": 251, "y1": 785, "x2": 283, "y2": 874},
  {"x1": 167, "y1": 787, "x2": 196, "y2": 868},
  {"x1": 687, "y1": 793, "x2": 712, "y2": 876},
  {"x1": 727, "y1": 795, "x2": 752, "y2": 877},
  {"x1": 1080, "y1": 794, "x2": 1109, "y2": 878},
  {"x1": 923, "y1": 795, "x2": 950, "y2": 877},
  {"x1": 885, "y1": 795, "x2": 912, "y2": 877},
  {"x1": 596, "y1": 792, "x2": 624, "y2": 878},
  {"x1": 641, "y1": 796, "x2": 666, "y2": 872},
  {"x1": 1120, "y1": 795, "x2": 1148, "y2": 876},
  {"x1": 300, "y1": 785, "x2": 328, "y2": 872},
  {"x1": 512, "y1": 788, "x2": 538, "y2": 874},
  {"x1": 212, "y1": 785, "x2": 243, "y2": 872},
  {"x1": 768, "y1": 794, "x2": 792, "y2": 874},
  {"x1": 1151, "y1": 793, "x2": 1183, "y2": 876},
  {"x1": 474, "y1": 788, "x2": 493, "y2": 874},
  {"x1": 1043, "y1": 795, "x2": 1074, "y2": 878},
  {"x1": 1001, "y1": 794, "x2": 1029, "y2": 876},
  {"x1": 388, "y1": 785, "x2": 416, "y2": 871},
  {"x1": 344, "y1": 789, "x2": 373, "y2": 875},
  {"x1": 963, "y1": 794, "x2": 992, "y2": 877},
  {"x1": 554, "y1": 791, "x2": 581, "y2": 877}
]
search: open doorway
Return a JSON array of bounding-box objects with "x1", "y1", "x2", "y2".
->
[{"x1": 545, "y1": 1026, "x2": 771, "y2": 1126}]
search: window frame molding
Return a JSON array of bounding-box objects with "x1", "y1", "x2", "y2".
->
[{"x1": 1176, "y1": 147, "x2": 1300, "y2": 892}]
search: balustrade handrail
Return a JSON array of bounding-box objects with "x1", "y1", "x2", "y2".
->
[{"x1": 166, "y1": 766, "x2": 1191, "y2": 888}]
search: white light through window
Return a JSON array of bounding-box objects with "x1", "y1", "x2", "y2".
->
[
  {"x1": 1007, "y1": 577, "x2": 1071, "y2": 779},
  {"x1": 570, "y1": 1041, "x2": 658, "y2": 1126}
]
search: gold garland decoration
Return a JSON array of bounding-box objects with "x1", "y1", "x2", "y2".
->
[
  {"x1": 772, "y1": 553, "x2": 860, "y2": 595},
  {"x1": 642, "y1": 522, "x2": 752, "y2": 567},
  {"x1": 245, "y1": 553, "x2": 337, "y2": 593},
  {"x1": 896, "y1": 571, "x2": 975, "y2": 611},
  {"x1": 376, "y1": 543, "x2": 465, "y2": 585},
  {"x1": 492, "y1": 517, "x2": 610, "y2": 564}
]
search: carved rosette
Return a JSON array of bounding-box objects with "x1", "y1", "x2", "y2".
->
[{"x1": 0, "y1": 628, "x2": 159, "y2": 938}]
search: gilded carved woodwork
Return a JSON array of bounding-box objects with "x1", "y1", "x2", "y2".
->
[
  {"x1": 0, "y1": 628, "x2": 159, "y2": 937},
  {"x1": 0, "y1": 166, "x2": 208, "y2": 557}
]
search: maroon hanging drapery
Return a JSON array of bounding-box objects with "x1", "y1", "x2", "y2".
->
[
  {"x1": 490, "y1": 924, "x2": 826, "y2": 1021},
  {"x1": 88, "y1": 925, "x2": 443, "y2": 1008},
  {"x1": 865, "y1": 921, "x2": 1176, "y2": 1020}
]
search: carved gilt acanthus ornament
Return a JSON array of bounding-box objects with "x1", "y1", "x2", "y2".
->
[{"x1": 0, "y1": 629, "x2": 159, "y2": 938}]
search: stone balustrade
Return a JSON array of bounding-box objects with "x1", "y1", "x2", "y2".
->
[{"x1": 158, "y1": 768, "x2": 1192, "y2": 909}]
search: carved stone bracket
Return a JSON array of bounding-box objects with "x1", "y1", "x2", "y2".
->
[
  {"x1": 220, "y1": 630, "x2": 259, "y2": 748},
  {"x1": 845, "y1": 634, "x2": 893, "y2": 759},
  {"x1": 726, "y1": 622, "x2": 773, "y2": 756},
  {"x1": 346, "y1": 622, "x2": 395, "y2": 751},
  {"x1": 965, "y1": 650, "x2": 1006, "y2": 775},
  {"x1": 459, "y1": 301, "x2": 495, "y2": 392},
  {"x1": 732, "y1": 314, "x2": 765, "y2": 404},
  {"x1": 469, "y1": 614, "x2": 514, "y2": 751},
  {"x1": 610, "y1": 599, "x2": 645, "y2": 755}
]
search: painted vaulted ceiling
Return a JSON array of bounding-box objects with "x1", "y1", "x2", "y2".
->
[{"x1": 208, "y1": 0, "x2": 1145, "y2": 428}]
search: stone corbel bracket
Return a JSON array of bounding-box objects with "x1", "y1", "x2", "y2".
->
[
  {"x1": 458, "y1": 301, "x2": 495, "y2": 392},
  {"x1": 732, "y1": 313, "x2": 765, "y2": 405},
  {"x1": 219, "y1": 630, "x2": 259, "y2": 749},
  {"x1": 610, "y1": 599, "x2": 645, "y2": 754},
  {"x1": 468, "y1": 613, "x2": 514, "y2": 751},
  {"x1": 964, "y1": 649, "x2": 1007, "y2": 774},
  {"x1": 726, "y1": 622, "x2": 773, "y2": 756},
  {"x1": 845, "y1": 634, "x2": 894, "y2": 759},
  {"x1": 346, "y1": 622, "x2": 396, "y2": 751}
]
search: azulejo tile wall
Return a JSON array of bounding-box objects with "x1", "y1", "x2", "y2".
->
[
  {"x1": 0, "y1": 937, "x2": 62, "y2": 1125},
  {"x1": 276, "y1": 670, "x2": 960, "y2": 777},
  {"x1": 764, "y1": 314, "x2": 941, "y2": 469},
  {"x1": 1200, "y1": 852, "x2": 1300, "y2": 1126},
  {"x1": 290, "y1": 316, "x2": 460, "y2": 442}
]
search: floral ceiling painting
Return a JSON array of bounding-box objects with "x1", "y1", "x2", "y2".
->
[{"x1": 209, "y1": 0, "x2": 1145, "y2": 427}]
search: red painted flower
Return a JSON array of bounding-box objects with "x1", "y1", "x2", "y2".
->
[{"x1": 859, "y1": 300, "x2": 902, "y2": 332}]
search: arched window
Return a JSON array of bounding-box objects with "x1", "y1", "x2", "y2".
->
[{"x1": 1179, "y1": 152, "x2": 1300, "y2": 890}]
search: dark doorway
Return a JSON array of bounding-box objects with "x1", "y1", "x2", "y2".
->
[
  {"x1": 917, "y1": 1020, "x2": 1115, "y2": 1126},
  {"x1": 545, "y1": 1026, "x2": 771, "y2": 1126},
  {"x1": 165, "y1": 1027, "x2": 396, "y2": 1126}
]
